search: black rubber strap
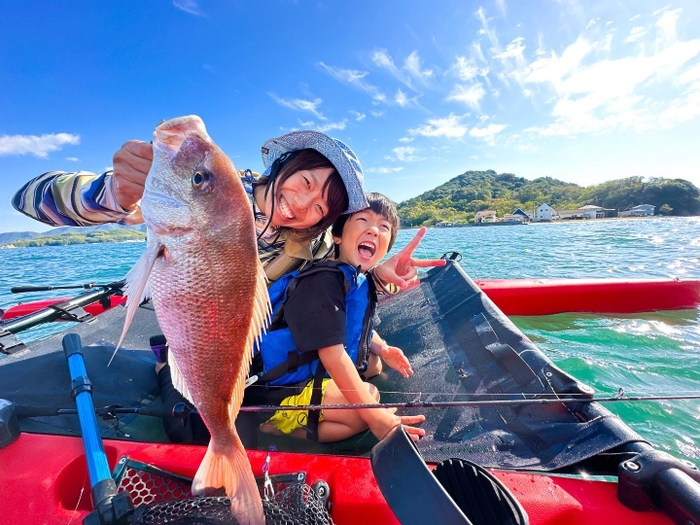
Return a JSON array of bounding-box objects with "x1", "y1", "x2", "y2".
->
[{"x1": 305, "y1": 362, "x2": 327, "y2": 442}]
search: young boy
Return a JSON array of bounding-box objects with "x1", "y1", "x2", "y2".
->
[{"x1": 255, "y1": 192, "x2": 426, "y2": 443}]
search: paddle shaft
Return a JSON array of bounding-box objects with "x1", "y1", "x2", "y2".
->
[
  {"x1": 63, "y1": 334, "x2": 112, "y2": 487},
  {"x1": 63, "y1": 334, "x2": 134, "y2": 525}
]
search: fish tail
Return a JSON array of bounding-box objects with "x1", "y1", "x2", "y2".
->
[{"x1": 192, "y1": 439, "x2": 264, "y2": 525}]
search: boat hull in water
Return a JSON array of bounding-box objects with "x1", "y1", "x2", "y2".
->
[
  {"x1": 0, "y1": 261, "x2": 697, "y2": 524},
  {"x1": 3, "y1": 277, "x2": 697, "y2": 323}
]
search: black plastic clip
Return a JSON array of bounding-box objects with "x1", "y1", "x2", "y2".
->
[
  {"x1": 618, "y1": 449, "x2": 700, "y2": 523},
  {"x1": 70, "y1": 375, "x2": 93, "y2": 398},
  {"x1": 0, "y1": 329, "x2": 25, "y2": 355}
]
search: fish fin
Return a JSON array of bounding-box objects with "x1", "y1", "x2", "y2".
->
[
  {"x1": 230, "y1": 261, "x2": 271, "y2": 423},
  {"x1": 168, "y1": 349, "x2": 194, "y2": 404},
  {"x1": 192, "y1": 438, "x2": 264, "y2": 525},
  {"x1": 109, "y1": 244, "x2": 159, "y2": 366}
]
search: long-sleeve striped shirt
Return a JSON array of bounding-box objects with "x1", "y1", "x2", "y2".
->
[
  {"x1": 12, "y1": 170, "x2": 334, "y2": 282},
  {"x1": 12, "y1": 170, "x2": 133, "y2": 227}
]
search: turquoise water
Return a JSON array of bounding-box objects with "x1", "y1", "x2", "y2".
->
[{"x1": 2, "y1": 217, "x2": 700, "y2": 460}]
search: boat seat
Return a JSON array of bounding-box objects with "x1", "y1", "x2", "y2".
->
[{"x1": 371, "y1": 425, "x2": 528, "y2": 525}]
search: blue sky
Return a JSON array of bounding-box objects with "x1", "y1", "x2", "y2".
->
[{"x1": 1, "y1": 0, "x2": 699, "y2": 233}]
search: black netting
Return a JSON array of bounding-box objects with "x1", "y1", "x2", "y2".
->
[{"x1": 114, "y1": 457, "x2": 333, "y2": 525}]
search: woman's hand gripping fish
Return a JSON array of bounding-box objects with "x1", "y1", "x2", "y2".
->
[{"x1": 117, "y1": 115, "x2": 270, "y2": 525}]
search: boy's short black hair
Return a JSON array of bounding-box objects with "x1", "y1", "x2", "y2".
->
[{"x1": 331, "y1": 192, "x2": 399, "y2": 259}]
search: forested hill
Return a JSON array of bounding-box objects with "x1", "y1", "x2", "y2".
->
[{"x1": 397, "y1": 170, "x2": 700, "y2": 227}]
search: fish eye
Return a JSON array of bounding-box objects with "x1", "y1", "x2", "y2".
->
[{"x1": 192, "y1": 170, "x2": 212, "y2": 192}]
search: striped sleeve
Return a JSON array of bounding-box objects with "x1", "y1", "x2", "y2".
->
[{"x1": 12, "y1": 171, "x2": 136, "y2": 227}]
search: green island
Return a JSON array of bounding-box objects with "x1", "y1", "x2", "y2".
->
[
  {"x1": 4, "y1": 229, "x2": 146, "y2": 248},
  {"x1": 397, "y1": 172, "x2": 700, "y2": 227},
  {"x1": 4, "y1": 173, "x2": 699, "y2": 247}
]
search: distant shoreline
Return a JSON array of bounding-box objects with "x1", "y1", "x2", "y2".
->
[
  {"x1": 430, "y1": 215, "x2": 675, "y2": 229},
  {"x1": 1, "y1": 229, "x2": 146, "y2": 249}
]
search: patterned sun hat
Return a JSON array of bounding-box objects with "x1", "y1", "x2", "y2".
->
[{"x1": 261, "y1": 130, "x2": 368, "y2": 214}]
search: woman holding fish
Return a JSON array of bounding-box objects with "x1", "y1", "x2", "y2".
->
[
  {"x1": 12, "y1": 130, "x2": 444, "y2": 287},
  {"x1": 13, "y1": 121, "x2": 441, "y2": 524}
]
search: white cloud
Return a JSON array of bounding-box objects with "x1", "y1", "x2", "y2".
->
[
  {"x1": 398, "y1": 136, "x2": 414, "y2": 143},
  {"x1": 528, "y1": 38, "x2": 700, "y2": 136},
  {"x1": 371, "y1": 110, "x2": 386, "y2": 118},
  {"x1": 350, "y1": 110, "x2": 366, "y2": 121},
  {"x1": 319, "y1": 62, "x2": 385, "y2": 100},
  {"x1": 269, "y1": 94, "x2": 327, "y2": 121},
  {"x1": 625, "y1": 26, "x2": 647, "y2": 44},
  {"x1": 446, "y1": 83, "x2": 487, "y2": 111},
  {"x1": 656, "y1": 8, "x2": 682, "y2": 44},
  {"x1": 404, "y1": 51, "x2": 434, "y2": 80},
  {"x1": 493, "y1": 37, "x2": 525, "y2": 61},
  {"x1": 365, "y1": 166, "x2": 405, "y2": 174},
  {"x1": 316, "y1": 120, "x2": 347, "y2": 133},
  {"x1": 629, "y1": 14, "x2": 641, "y2": 21},
  {"x1": 372, "y1": 49, "x2": 405, "y2": 84},
  {"x1": 391, "y1": 146, "x2": 425, "y2": 162},
  {"x1": 409, "y1": 113, "x2": 469, "y2": 138},
  {"x1": 65, "y1": 157, "x2": 79, "y2": 162},
  {"x1": 372, "y1": 49, "x2": 433, "y2": 90},
  {"x1": 475, "y1": 7, "x2": 501, "y2": 53},
  {"x1": 172, "y1": 0, "x2": 205, "y2": 17},
  {"x1": 469, "y1": 123, "x2": 507, "y2": 144},
  {"x1": 585, "y1": 18, "x2": 600, "y2": 30},
  {"x1": 395, "y1": 89, "x2": 409, "y2": 107},
  {"x1": 0, "y1": 133, "x2": 80, "y2": 158},
  {"x1": 296, "y1": 119, "x2": 347, "y2": 133},
  {"x1": 449, "y1": 56, "x2": 485, "y2": 81},
  {"x1": 372, "y1": 94, "x2": 387, "y2": 105},
  {"x1": 495, "y1": 0, "x2": 506, "y2": 17},
  {"x1": 394, "y1": 88, "x2": 420, "y2": 108}
]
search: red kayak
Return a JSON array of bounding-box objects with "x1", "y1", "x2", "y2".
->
[
  {"x1": 3, "y1": 278, "x2": 698, "y2": 321},
  {"x1": 475, "y1": 278, "x2": 700, "y2": 315},
  {"x1": 0, "y1": 432, "x2": 673, "y2": 525},
  {"x1": 1, "y1": 294, "x2": 127, "y2": 321}
]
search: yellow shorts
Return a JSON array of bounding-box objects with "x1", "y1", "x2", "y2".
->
[{"x1": 264, "y1": 378, "x2": 329, "y2": 435}]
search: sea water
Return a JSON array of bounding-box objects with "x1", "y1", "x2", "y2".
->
[{"x1": 1, "y1": 216, "x2": 699, "y2": 461}]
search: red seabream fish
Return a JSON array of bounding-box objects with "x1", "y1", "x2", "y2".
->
[{"x1": 118, "y1": 115, "x2": 270, "y2": 524}]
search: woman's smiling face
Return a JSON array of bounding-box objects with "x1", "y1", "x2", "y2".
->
[{"x1": 264, "y1": 167, "x2": 334, "y2": 229}]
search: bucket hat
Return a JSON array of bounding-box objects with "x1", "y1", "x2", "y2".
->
[{"x1": 261, "y1": 130, "x2": 368, "y2": 214}]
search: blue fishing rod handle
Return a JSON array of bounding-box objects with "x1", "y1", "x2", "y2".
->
[{"x1": 62, "y1": 333, "x2": 112, "y2": 487}]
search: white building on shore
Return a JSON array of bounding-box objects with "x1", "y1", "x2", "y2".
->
[{"x1": 535, "y1": 204, "x2": 557, "y2": 222}]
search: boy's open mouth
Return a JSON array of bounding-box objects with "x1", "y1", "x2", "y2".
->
[{"x1": 358, "y1": 241, "x2": 376, "y2": 259}]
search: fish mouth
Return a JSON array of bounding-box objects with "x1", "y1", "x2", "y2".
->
[
  {"x1": 146, "y1": 219, "x2": 194, "y2": 236},
  {"x1": 154, "y1": 116, "x2": 208, "y2": 158},
  {"x1": 143, "y1": 191, "x2": 194, "y2": 235}
]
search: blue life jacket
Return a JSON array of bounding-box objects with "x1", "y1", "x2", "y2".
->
[{"x1": 254, "y1": 261, "x2": 376, "y2": 387}]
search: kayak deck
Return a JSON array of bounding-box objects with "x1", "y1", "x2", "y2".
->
[{"x1": 0, "y1": 432, "x2": 673, "y2": 525}]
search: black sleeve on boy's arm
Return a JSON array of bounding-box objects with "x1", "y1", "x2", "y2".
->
[{"x1": 284, "y1": 270, "x2": 347, "y2": 352}]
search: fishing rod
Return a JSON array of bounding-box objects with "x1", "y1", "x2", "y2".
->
[
  {"x1": 237, "y1": 392, "x2": 700, "y2": 413},
  {"x1": 11, "y1": 282, "x2": 104, "y2": 293},
  {"x1": 14, "y1": 391, "x2": 700, "y2": 420}
]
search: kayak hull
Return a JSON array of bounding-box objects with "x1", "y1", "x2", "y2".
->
[
  {"x1": 475, "y1": 278, "x2": 700, "y2": 315},
  {"x1": 1, "y1": 294, "x2": 127, "y2": 321},
  {"x1": 3, "y1": 278, "x2": 697, "y2": 321},
  {"x1": 0, "y1": 432, "x2": 673, "y2": 525}
]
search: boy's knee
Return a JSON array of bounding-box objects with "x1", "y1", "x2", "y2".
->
[{"x1": 367, "y1": 383, "x2": 380, "y2": 401}]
